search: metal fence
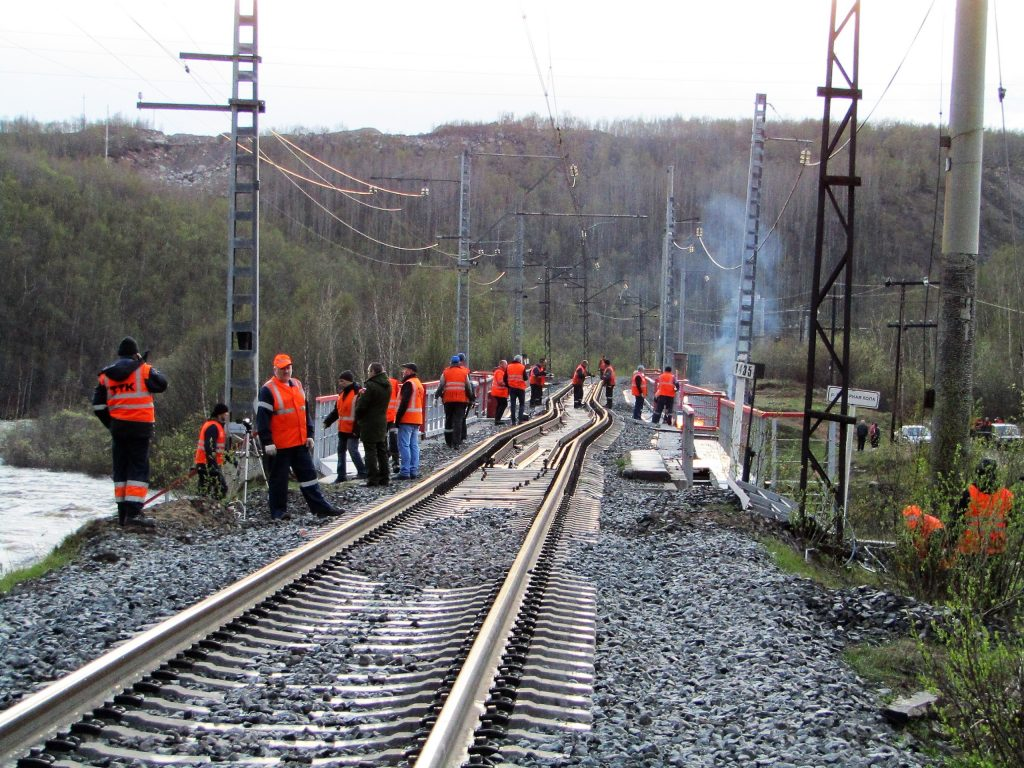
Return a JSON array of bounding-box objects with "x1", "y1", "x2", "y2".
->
[{"x1": 719, "y1": 399, "x2": 804, "y2": 492}]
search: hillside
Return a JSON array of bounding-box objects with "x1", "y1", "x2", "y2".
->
[{"x1": 1, "y1": 116, "x2": 1022, "y2": 427}]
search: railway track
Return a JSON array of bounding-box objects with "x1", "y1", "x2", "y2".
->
[{"x1": 1, "y1": 383, "x2": 614, "y2": 768}]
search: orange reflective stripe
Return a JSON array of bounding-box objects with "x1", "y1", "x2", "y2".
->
[
  {"x1": 655, "y1": 372, "x2": 676, "y2": 398},
  {"x1": 123, "y1": 482, "x2": 148, "y2": 503},
  {"x1": 491, "y1": 368, "x2": 508, "y2": 397},
  {"x1": 506, "y1": 362, "x2": 527, "y2": 389}
]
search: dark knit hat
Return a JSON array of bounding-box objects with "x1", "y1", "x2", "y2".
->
[
  {"x1": 211, "y1": 403, "x2": 230, "y2": 417},
  {"x1": 338, "y1": 369, "x2": 355, "y2": 382},
  {"x1": 117, "y1": 336, "x2": 139, "y2": 357}
]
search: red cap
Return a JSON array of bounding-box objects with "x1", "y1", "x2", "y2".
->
[{"x1": 273, "y1": 353, "x2": 293, "y2": 368}]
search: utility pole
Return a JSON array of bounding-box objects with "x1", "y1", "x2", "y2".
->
[
  {"x1": 455, "y1": 149, "x2": 472, "y2": 358},
  {"x1": 885, "y1": 279, "x2": 939, "y2": 442},
  {"x1": 658, "y1": 167, "x2": 675, "y2": 368},
  {"x1": 799, "y1": 0, "x2": 861, "y2": 542},
  {"x1": 932, "y1": 0, "x2": 987, "y2": 479},
  {"x1": 730, "y1": 93, "x2": 767, "y2": 476},
  {"x1": 512, "y1": 214, "x2": 525, "y2": 355},
  {"x1": 138, "y1": 0, "x2": 264, "y2": 423}
]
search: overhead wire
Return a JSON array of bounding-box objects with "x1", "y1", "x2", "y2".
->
[{"x1": 696, "y1": 235, "x2": 742, "y2": 271}]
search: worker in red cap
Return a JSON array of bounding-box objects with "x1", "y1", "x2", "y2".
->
[{"x1": 255, "y1": 353, "x2": 341, "y2": 521}]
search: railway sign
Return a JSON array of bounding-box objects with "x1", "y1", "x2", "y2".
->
[
  {"x1": 734, "y1": 360, "x2": 765, "y2": 380},
  {"x1": 826, "y1": 386, "x2": 881, "y2": 409}
]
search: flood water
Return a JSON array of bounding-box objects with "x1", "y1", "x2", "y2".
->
[{"x1": 0, "y1": 460, "x2": 114, "y2": 573}]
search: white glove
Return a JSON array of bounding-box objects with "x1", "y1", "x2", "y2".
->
[
  {"x1": 264, "y1": 444, "x2": 277, "y2": 457},
  {"x1": 306, "y1": 438, "x2": 314, "y2": 451}
]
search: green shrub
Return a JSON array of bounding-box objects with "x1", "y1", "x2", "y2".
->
[{"x1": 0, "y1": 409, "x2": 110, "y2": 475}]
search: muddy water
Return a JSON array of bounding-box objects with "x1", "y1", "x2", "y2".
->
[{"x1": 0, "y1": 460, "x2": 114, "y2": 573}]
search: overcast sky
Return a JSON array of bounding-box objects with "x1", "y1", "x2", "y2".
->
[{"x1": 1, "y1": 1, "x2": 1020, "y2": 137}]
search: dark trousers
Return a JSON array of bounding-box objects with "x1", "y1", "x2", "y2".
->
[
  {"x1": 444, "y1": 402, "x2": 468, "y2": 447},
  {"x1": 573, "y1": 383, "x2": 584, "y2": 408},
  {"x1": 266, "y1": 445, "x2": 335, "y2": 519},
  {"x1": 633, "y1": 395, "x2": 645, "y2": 420},
  {"x1": 856, "y1": 434, "x2": 867, "y2": 451},
  {"x1": 494, "y1": 396, "x2": 508, "y2": 424},
  {"x1": 387, "y1": 426, "x2": 400, "y2": 468},
  {"x1": 362, "y1": 438, "x2": 390, "y2": 485},
  {"x1": 197, "y1": 463, "x2": 227, "y2": 498},
  {"x1": 110, "y1": 420, "x2": 152, "y2": 522},
  {"x1": 530, "y1": 384, "x2": 543, "y2": 406},
  {"x1": 336, "y1": 433, "x2": 365, "y2": 480},
  {"x1": 509, "y1": 388, "x2": 526, "y2": 423},
  {"x1": 605, "y1": 384, "x2": 615, "y2": 407},
  {"x1": 652, "y1": 395, "x2": 674, "y2": 424}
]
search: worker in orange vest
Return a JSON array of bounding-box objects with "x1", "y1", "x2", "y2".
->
[
  {"x1": 955, "y1": 459, "x2": 1012, "y2": 556},
  {"x1": 631, "y1": 365, "x2": 648, "y2": 420},
  {"x1": 256, "y1": 353, "x2": 341, "y2": 521},
  {"x1": 601, "y1": 358, "x2": 616, "y2": 408},
  {"x1": 529, "y1": 357, "x2": 547, "y2": 407},
  {"x1": 92, "y1": 336, "x2": 168, "y2": 528},
  {"x1": 194, "y1": 403, "x2": 230, "y2": 499},
  {"x1": 901, "y1": 505, "x2": 946, "y2": 560},
  {"x1": 436, "y1": 355, "x2": 475, "y2": 448},
  {"x1": 572, "y1": 359, "x2": 589, "y2": 408},
  {"x1": 651, "y1": 365, "x2": 679, "y2": 425},
  {"x1": 491, "y1": 359, "x2": 509, "y2": 425},
  {"x1": 506, "y1": 355, "x2": 528, "y2": 424},
  {"x1": 394, "y1": 362, "x2": 425, "y2": 479},
  {"x1": 322, "y1": 370, "x2": 367, "y2": 483}
]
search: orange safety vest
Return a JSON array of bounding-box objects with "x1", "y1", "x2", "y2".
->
[
  {"x1": 264, "y1": 376, "x2": 308, "y2": 449},
  {"x1": 902, "y1": 505, "x2": 945, "y2": 558},
  {"x1": 194, "y1": 419, "x2": 227, "y2": 466},
  {"x1": 491, "y1": 367, "x2": 508, "y2": 398},
  {"x1": 399, "y1": 377, "x2": 426, "y2": 425},
  {"x1": 386, "y1": 377, "x2": 401, "y2": 423},
  {"x1": 655, "y1": 372, "x2": 677, "y2": 398},
  {"x1": 604, "y1": 365, "x2": 616, "y2": 386},
  {"x1": 572, "y1": 364, "x2": 586, "y2": 385},
  {"x1": 335, "y1": 388, "x2": 357, "y2": 435},
  {"x1": 958, "y1": 485, "x2": 1012, "y2": 555},
  {"x1": 99, "y1": 363, "x2": 156, "y2": 423},
  {"x1": 631, "y1": 371, "x2": 648, "y2": 397},
  {"x1": 442, "y1": 365, "x2": 471, "y2": 403},
  {"x1": 506, "y1": 361, "x2": 527, "y2": 390},
  {"x1": 529, "y1": 365, "x2": 546, "y2": 386}
]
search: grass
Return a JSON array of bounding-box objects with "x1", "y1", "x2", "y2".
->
[
  {"x1": 758, "y1": 535, "x2": 887, "y2": 591},
  {"x1": 843, "y1": 637, "x2": 931, "y2": 696},
  {"x1": 0, "y1": 528, "x2": 88, "y2": 595}
]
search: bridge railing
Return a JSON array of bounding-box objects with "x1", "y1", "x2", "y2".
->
[
  {"x1": 312, "y1": 371, "x2": 494, "y2": 468},
  {"x1": 718, "y1": 399, "x2": 804, "y2": 491}
]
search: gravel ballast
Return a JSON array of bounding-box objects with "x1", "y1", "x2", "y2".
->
[{"x1": 0, "y1": 406, "x2": 934, "y2": 767}]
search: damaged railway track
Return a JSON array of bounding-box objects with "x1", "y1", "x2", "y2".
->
[{"x1": 1, "y1": 382, "x2": 614, "y2": 768}]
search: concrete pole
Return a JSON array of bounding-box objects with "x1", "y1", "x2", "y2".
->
[
  {"x1": 658, "y1": 167, "x2": 674, "y2": 368},
  {"x1": 932, "y1": 0, "x2": 987, "y2": 479},
  {"x1": 455, "y1": 150, "x2": 472, "y2": 358}
]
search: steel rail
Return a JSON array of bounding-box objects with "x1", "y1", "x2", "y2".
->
[
  {"x1": 414, "y1": 383, "x2": 610, "y2": 767},
  {"x1": 0, "y1": 385, "x2": 572, "y2": 763}
]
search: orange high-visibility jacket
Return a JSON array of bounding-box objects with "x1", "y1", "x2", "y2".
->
[
  {"x1": 386, "y1": 378, "x2": 401, "y2": 424},
  {"x1": 529, "y1": 365, "x2": 546, "y2": 386},
  {"x1": 335, "y1": 388, "x2": 357, "y2": 435},
  {"x1": 506, "y1": 361, "x2": 527, "y2": 390},
  {"x1": 902, "y1": 505, "x2": 945, "y2": 558},
  {"x1": 603, "y1": 365, "x2": 616, "y2": 385},
  {"x1": 631, "y1": 371, "x2": 648, "y2": 397},
  {"x1": 99, "y1": 363, "x2": 156, "y2": 423},
  {"x1": 958, "y1": 486, "x2": 1012, "y2": 555},
  {"x1": 399, "y1": 378, "x2": 426, "y2": 425},
  {"x1": 194, "y1": 419, "x2": 226, "y2": 466},
  {"x1": 491, "y1": 367, "x2": 508, "y2": 398},
  {"x1": 263, "y1": 377, "x2": 308, "y2": 449},
  {"x1": 572, "y1": 364, "x2": 587, "y2": 385},
  {"x1": 655, "y1": 372, "x2": 677, "y2": 398},
  {"x1": 441, "y1": 365, "x2": 471, "y2": 403}
]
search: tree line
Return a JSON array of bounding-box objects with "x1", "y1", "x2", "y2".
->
[{"x1": 0, "y1": 114, "x2": 1021, "y2": 438}]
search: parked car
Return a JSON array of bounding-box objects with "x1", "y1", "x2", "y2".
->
[
  {"x1": 898, "y1": 425, "x2": 932, "y2": 445},
  {"x1": 991, "y1": 423, "x2": 1022, "y2": 442}
]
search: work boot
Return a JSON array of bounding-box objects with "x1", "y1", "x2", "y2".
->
[
  {"x1": 123, "y1": 515, "x2": 156, "y2": 529},
  {"x1": 315, "y1": 505, "x2": 342, "y2": 517}
]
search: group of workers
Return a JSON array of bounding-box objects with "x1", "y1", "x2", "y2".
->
[{"x1": 93, "y1": 334, "x2": 693, "y2": 528}]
